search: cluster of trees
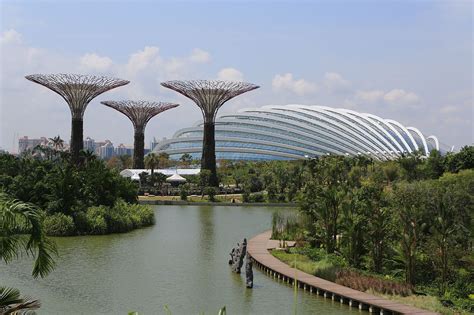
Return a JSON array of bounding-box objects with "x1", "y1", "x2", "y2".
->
[
  {"x1": 0, "y1": 147, "x2": 154, "y2": 236},
  {"x1": 297, "y1": 147, "x2": 473, "y2": 311}
]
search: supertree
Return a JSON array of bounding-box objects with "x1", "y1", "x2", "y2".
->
[
  {"x1": 101, "y1": 100, "x2": 179, "y2": 169},
  {"x1": 25, "y1": 74, "x2": 129, "y2": 164},
  {"x1": 161, "y1": 80, "x2": 259, "y2": 187}
]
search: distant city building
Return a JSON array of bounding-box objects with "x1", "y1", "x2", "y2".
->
[
  {"x1": 98, "y1": 140, "x2": 114, "y2": 159},
  {"x1": 84, "y1": 137, "x2": 96, "y2": 153},
  {"x1": 18, "y1": 136, "x2": 48, "y2": 154},
  {"x1": 115, "y1": 143, "x2": 133, "y2": 156}
]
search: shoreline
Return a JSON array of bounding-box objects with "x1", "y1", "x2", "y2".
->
[{"x1": 139, "y1": 199, "x2": 296, "y2": 207}]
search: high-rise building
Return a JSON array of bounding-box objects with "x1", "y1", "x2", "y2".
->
[
  {"x1": 18, "y1": 136, "x2": 48, "y2": 154},
  {"x1": 84, "y1": 137, "x2": 96, "y2": 153},
  {"x1": 98, "y1": 140, "x2": 114, "y2": 159},
  {"x1": 115, "y1": 143, "x2": 133, "y2": 156}
]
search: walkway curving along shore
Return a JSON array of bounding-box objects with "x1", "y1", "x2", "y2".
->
[{"x1": 247, "y1": 230, "x2": 438, "y2": 315}]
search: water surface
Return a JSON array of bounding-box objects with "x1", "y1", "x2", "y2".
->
[{"x1": 2, "y1": 205, "x2": 362, "y2": 314}]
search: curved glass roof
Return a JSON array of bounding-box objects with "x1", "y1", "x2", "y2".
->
[{"x1": 154, "y1": 104, "x2": 444, "y2": 161}]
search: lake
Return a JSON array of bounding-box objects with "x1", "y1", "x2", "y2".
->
[{"x1": 2, "y1": 205, "x2": 362, "y2": 314}]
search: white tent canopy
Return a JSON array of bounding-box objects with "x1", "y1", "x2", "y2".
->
[
  {"x1": 166, "y1": 173, "x2": 187, "y2": 183},
  {"x1": 120, "y1": 168, "x2": 200, "y2": 181}
]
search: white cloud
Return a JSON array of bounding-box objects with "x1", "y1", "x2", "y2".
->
[
  {"x1": 383, "y1": 89, "x2": 419, "y2": 105},
  {"x1": 80, "y1": 53, "x2": 113, "y2": 72},
  {"x1": 272, "y1": 73, "x2": 317, "y2": 96},
  {"x1": 354, "y1": 89, "x2": 419, "y2": 105},
  {"x1": 125, "y1": 46, "x2": 161, "y2": 75},
  {"x1": 189, "y1": 48, "x2": 210, "y2": 63},
  {"x1": 355, "y1": 89, "x2": 385, "y2": 103},
  {"x1": 323, "y1": 72, "x2": 351, "y2": 93},
  {"x1": 0, "y1": 29, "x2": 22, "y2": 44},
  {"x1": 217, "y1": 67, "x2": 244, "y2": 81}
]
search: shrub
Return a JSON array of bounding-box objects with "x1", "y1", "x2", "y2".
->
[
  {"x1": 43, "y1": 213, "x2": 75, "y2": 236},
  {"x1": 250, "y1": 192, "x2": 265, "y2": 202},
  {"x1": 204, "y1": 186, "x2": 217, "y2": 202},
  {"x1": 336, "y1": 269, "x2": 413, "y2": 296},
  {"x1": 180, "y1": 185, "x2": 189, "y2": 201},
  {"x1": 85, "y1": 206, "x2": 108, "y2": 235}
]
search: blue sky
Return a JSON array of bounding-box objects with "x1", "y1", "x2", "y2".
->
[{"x1": 1, "y1": 0, "x2": 472, "y2": 152}]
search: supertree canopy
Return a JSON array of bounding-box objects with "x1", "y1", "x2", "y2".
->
[
  {"x1": 101, "y1": 100, "x2": 179, "y2": 169},
  {"x1": 25, "y1": 74, "x2": 129, "y2": 163},
  {"x1": 161, "y1": 80, "x2": 259, "y2": 186}
]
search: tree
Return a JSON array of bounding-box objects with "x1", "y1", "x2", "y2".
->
[
  {"x1": 426, "y1": 170, "x2": 474, "y2": 294},
  {"x1": 145, "y1": 153, "x2": 160, "y2": 175},
  {"x1": 80, "y1": 149, "x2": 97, "y2": 166},
  {"x1": 157, "y1": 152, "x2": 171, "y2": 169},
  {"x1": 0, "y1": 192, "x2": 56, "y2": 278},
  {"x1": 391, "y1": 181, "x2": 427, "y2": 285},
  {"x1": 300, "y1": 156, "x2": 350, "y2": 253},
  {"x1": 179, "y1": 153, "x2": 193, "y2": 168},
  {"x1": 49, "y1": 135, "x2": 64, "y2": 151},
  {"x1": 118, "y1": 155, "x2": 132, "y2": 170},
  {"x1": 444, "y1": 145, "x2": 474, "y2": 173}
]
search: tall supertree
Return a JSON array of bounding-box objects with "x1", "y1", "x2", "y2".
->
[
  {"x1": 25, "y1": 74, "x2": 129, "y2": 164},
  {"x1": 161, "y1": 80, "x2": 259, "y2": 187},
  {"x1": 100, "y1": 100, "x2": 179, "y2": 169}
]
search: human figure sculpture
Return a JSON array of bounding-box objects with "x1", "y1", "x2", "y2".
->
[{"x1": 245, "y1": 254, "x2": 253, "y2": 288}]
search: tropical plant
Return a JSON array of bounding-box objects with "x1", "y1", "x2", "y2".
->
[
  {"x1": 0, "y1": 192, "x2": 56, "y2": 278},
  {"x1": 0, "y1": 286, "x2": 41, "y2": 315},
  {"x1": 145, "y1": 153, "x2": 160, "y2": 175}
]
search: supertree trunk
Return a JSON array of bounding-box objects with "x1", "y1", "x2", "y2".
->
[
  {"x1": 134, "y1": 131, "x2": 145, "y2": 169},
  {"x1": 25, "y1": 74, "x2": 129, "y2": 165},
  {"x1": 160, "y1": 80, "x2": 259, "y2": 187},
  {"x1": 202, "y1": 121, "x2": 218, "y2": 187},
  {"x1": 71, "y1": 118, "x2": 84, "y2": 164},
  {"x1": 100, "y1": 101, "x2": 179, "y2": 170}
]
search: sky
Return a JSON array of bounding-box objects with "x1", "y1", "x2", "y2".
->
[{"x1": 0, "y1": 0, "x2": 472, "y2": 152}]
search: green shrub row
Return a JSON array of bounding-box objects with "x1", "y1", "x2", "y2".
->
[{"x1": 43, "y1": 200, "x2": 155, "y2": 236}]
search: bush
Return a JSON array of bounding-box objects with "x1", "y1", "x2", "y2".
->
[
  {"x1": 43, "y1": 213, "x2": 75, "y2": 236},
  {"x1": 204, "y1": 186, "x2": 217, "y2": 202},
  {"x1": 250, "y1": 192, "x2": 265, "y2": 202},
  {"x1": 85, "y1": 206, "x2": 108, "y2": 235},
  {"x1": 336, "y1": 269, "x2": 413, "y2": 296},
  {"x1": 180, "y1": 185, "x2": 189, "y2": 201}
]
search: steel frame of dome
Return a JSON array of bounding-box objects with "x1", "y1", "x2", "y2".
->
[{"x1": 153, "y1": 104, "x2": 442, "y2": 161}]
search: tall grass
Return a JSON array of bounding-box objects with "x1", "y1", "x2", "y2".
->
[{"x1": 271, "y1": 210, "x2": 306, "y2": 242}]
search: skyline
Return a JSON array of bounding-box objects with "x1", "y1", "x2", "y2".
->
[{"x1": 1, "y1": 1, "x2": 472, "y2": 152}]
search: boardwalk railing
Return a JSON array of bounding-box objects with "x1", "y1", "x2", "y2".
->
[{"x1": 247, "y1": 230, "x2": 438, "y2": 315}]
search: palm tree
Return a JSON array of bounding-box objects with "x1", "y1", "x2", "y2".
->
[
  {"x1": 0, "y1": 192, "x2": 57, "y2": 278},
  {"x1": 144, "y1": 153, "x2": 160, "y2": 175},
  {"x1": 0, "y1": 286, "x2": 40, "y2": 314},
  {"x1": 179, "y1": 153, "x2": 192, "y2": 168},
  {"x1": 49, "y1": 135, "x2": 64, "y2": 151},
  {"x1": 80, "y1": 149, "x2": 96, "y2": 166}
]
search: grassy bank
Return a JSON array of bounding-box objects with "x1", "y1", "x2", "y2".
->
[{"x1": 271, "y1": 248, "x2": 468, "y2": 315}]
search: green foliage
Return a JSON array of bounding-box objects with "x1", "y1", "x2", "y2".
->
[
  {"x1": 0, "y1": 192, "x2": 57, "y2": 278},
  {"x1": 84, "y1": 206, "x2": 108, "y2": 235},
  {"x1": 180, "y1": 184, "x2": 189, "y2": 201},
  {"x1": 43, "y1": 213, "x2": 75, "y2": 236},
  {"x1": 204, "y1": 186, "x2": 217, "y2": 202},
  {"x1": 0, "y1": 153, "x2": 150, "y2": 236},
  {"x1": 79, "y1": 201, "x2": 154, "y2": 235}
]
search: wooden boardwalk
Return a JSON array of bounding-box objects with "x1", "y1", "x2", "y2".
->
[{"x1": 247, "y1": 230, "x2": 438, "y2": 315}]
